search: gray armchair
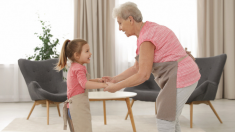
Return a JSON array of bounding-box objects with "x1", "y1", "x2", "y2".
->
[
  {"x1": 186, "y1": 54, "x2": 227, "y2": 128},
  {"x1": 124, "y1": 54, "x2": 227, "y2": 128},
  {"x1": 18, "y1": 59, "x2": 67, "y2": 125}
]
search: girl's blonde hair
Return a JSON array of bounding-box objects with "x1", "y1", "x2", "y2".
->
[{"x1": 55, "y1": 39, "x2": 87, "y2": 71}]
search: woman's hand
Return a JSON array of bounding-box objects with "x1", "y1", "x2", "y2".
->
[
  {"x1": 103, "y1": 82, "x2": 119, "y2": 93},
  {"x1": 102, "y1": 76, "x2": 116, "y2": 83}
]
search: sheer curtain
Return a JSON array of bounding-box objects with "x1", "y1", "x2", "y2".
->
[
  {"x1": 0, "y1": 0, "x2": 74, "y2": 102},
  {"x1": 114, "y1": 0, "x2": 197, "y2": 75}
]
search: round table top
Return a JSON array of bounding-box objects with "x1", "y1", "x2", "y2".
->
[{"x1": 88, "y1": 91, "x2": 137, "y2": 99}]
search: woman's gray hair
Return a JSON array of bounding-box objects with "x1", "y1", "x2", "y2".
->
[{"x1": 112, "y1": 2, "x2": 143, "y2": 22}]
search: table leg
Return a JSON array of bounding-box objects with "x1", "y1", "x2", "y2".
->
[
  {"x1": 125, "y1": 98, "x2": 136, "y2": 132},
  {"x1": 125, "y1": 99, "x2": 135, "y2": 120},
  {"x1": 103, "y1": 100, "x2": 107, "y2": 125}
]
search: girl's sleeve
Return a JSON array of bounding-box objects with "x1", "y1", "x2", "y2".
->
[{"x1": 74, "y1": 68, "x2": 87, "y2": 89}]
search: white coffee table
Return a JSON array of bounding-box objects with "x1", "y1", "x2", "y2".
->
[{"x1": 89, "y1": 91, "x2": 137, "y2": 132}]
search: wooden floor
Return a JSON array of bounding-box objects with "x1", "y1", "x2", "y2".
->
[{"x1": 0, "y1": 99, "x2": 235, "y2": 132}]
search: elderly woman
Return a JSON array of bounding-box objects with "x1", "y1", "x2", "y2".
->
[{"x1": 103, "y1": 2, "x2": 201, "y2": 132}]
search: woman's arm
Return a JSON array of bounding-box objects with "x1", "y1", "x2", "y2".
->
[
  {"x1": 85, "y1": 81, "x2": 107, "y2": 89},
  {"x1": 104, "y1": 41, "x2": 155, "y2": 92}
]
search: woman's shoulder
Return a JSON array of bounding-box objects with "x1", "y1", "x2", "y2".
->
[
  {"x1": 144, "y1": 21, "x2": 169, "y2": 30},
  {"x1": 143, "y1": 21, "x2": 158, "y2": 30},
  {"x1": 141, "y1": 21, "x2": 171, "y2": 37}
]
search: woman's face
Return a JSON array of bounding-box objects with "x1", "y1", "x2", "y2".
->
[{"x1": 117, "y1": 16, "x2": 134, "y2": 37}]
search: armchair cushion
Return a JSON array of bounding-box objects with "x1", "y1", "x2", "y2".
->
[
  {"x1": 186, "y1": 80, "x2": 217, "y2": 103},
  {"x1": 28, "y1": 81, "x2": 45, "y2": 100}
]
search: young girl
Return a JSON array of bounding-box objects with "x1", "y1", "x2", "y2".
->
[{"x1": 55, "y1": 39, "x2": 107, "y2": 132}]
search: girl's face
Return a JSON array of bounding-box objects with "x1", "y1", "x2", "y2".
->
[
  {"x1": 75, "y1": 44, "x2": 92, "y2": 65},
  {"x1": 117, "y1": 16, "x2": 134, "y2": 37}
]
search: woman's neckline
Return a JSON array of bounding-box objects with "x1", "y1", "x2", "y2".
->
[{"x1": 138, "y1": 21, "x2": 148, "y2": 38}]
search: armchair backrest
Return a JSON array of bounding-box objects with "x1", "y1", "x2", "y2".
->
[
  {"x1": 18, "y1": 59, "x2": 63, "y2": 93},
  {"x1": 195, "y1": 54, "x2": 227, "y2": 87}
]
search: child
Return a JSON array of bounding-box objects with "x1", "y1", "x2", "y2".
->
[{"x1": 55, "y1": 39, "x2": 107, "y2": 132}]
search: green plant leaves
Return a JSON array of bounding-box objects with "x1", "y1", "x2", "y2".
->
[
  {"x1": 27, "y1": 19, "x2": 60, "y2": 61},
  {"x1": 27, "y1": 17, "x2": 67, "y2": 80}
]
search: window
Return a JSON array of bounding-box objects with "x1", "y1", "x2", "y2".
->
[{"x1": 0, "y1": 0, "x2": 74, "y2": 64}]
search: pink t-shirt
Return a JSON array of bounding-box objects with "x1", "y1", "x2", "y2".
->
[
  {"x1": 67, "y1": 62, "x2": 88, "y2": 108},
  {"x1": 136, "y1": 21, "x2": 201, "y2": 88}
]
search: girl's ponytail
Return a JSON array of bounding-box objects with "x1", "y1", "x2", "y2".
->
[{"x1": 55, "y1": 39, "x2": 70, "y2": 71}]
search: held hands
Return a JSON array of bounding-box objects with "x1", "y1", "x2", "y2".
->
[
  {"x1": 103, "y1": 82, "x2": 119, "y2": 93},
  {"x1": 89, "y1": 76, "x2": 119, "y2": 92},
  {"x1": 102, "y1": 76, "x2": 119, "y2": 93},
  {"x1": 102, "y1": 76, "x2": 116, "y2": 83}
]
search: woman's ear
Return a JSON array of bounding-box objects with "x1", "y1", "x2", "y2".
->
[{"x1": 128, "y1": 16, "x2": 134, "y2": 24}]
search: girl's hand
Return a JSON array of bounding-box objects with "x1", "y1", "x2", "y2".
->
[
  {"x1": 103, "y1": 82, "x2": 119, "y2": 93},
  {"x1": 102, "y1": 76, "x2": 116, "y2": 83}
]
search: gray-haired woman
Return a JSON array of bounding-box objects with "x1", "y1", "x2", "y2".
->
[{"x1": 103, "y1": 2, "x2": 201, "y2": 132}]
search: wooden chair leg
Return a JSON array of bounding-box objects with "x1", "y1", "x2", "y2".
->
[
  {"x1": 103, "y1": 100, "x2": 107, "y2": 125},
  {"x1": 208, "y1": 101, "x2": 223, "y2": 123},
  {"x1": 56, "y1": 103, "x2": 61, "y2": 117},
  {"x1": 125, "y1": 99, "x2": 135, "y2": 120},
  {"x1": 46, "y1": 100, "x2": 50, "y2": 125},
  {"x1": 27, "y1": 101, "x2": 37, "y2": 120},
  {"x1": 190, "y1": 102, "x2": 193, "y2": 128}
]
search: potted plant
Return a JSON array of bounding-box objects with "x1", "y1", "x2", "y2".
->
[{"x1": 27, "y1": 18, "x2": 67, "y2": 80}]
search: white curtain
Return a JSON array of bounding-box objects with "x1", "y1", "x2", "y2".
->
[
  {"x1": 114, "y1": 0, "x2": 197, "y2": 75},
  {"x1": 0, "y1": 0, "x2": 74, "y2": 102}
]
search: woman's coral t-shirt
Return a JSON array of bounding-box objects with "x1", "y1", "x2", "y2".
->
[{"x1": 136, "y1": 21, "x2": 200, "y2": 88}]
